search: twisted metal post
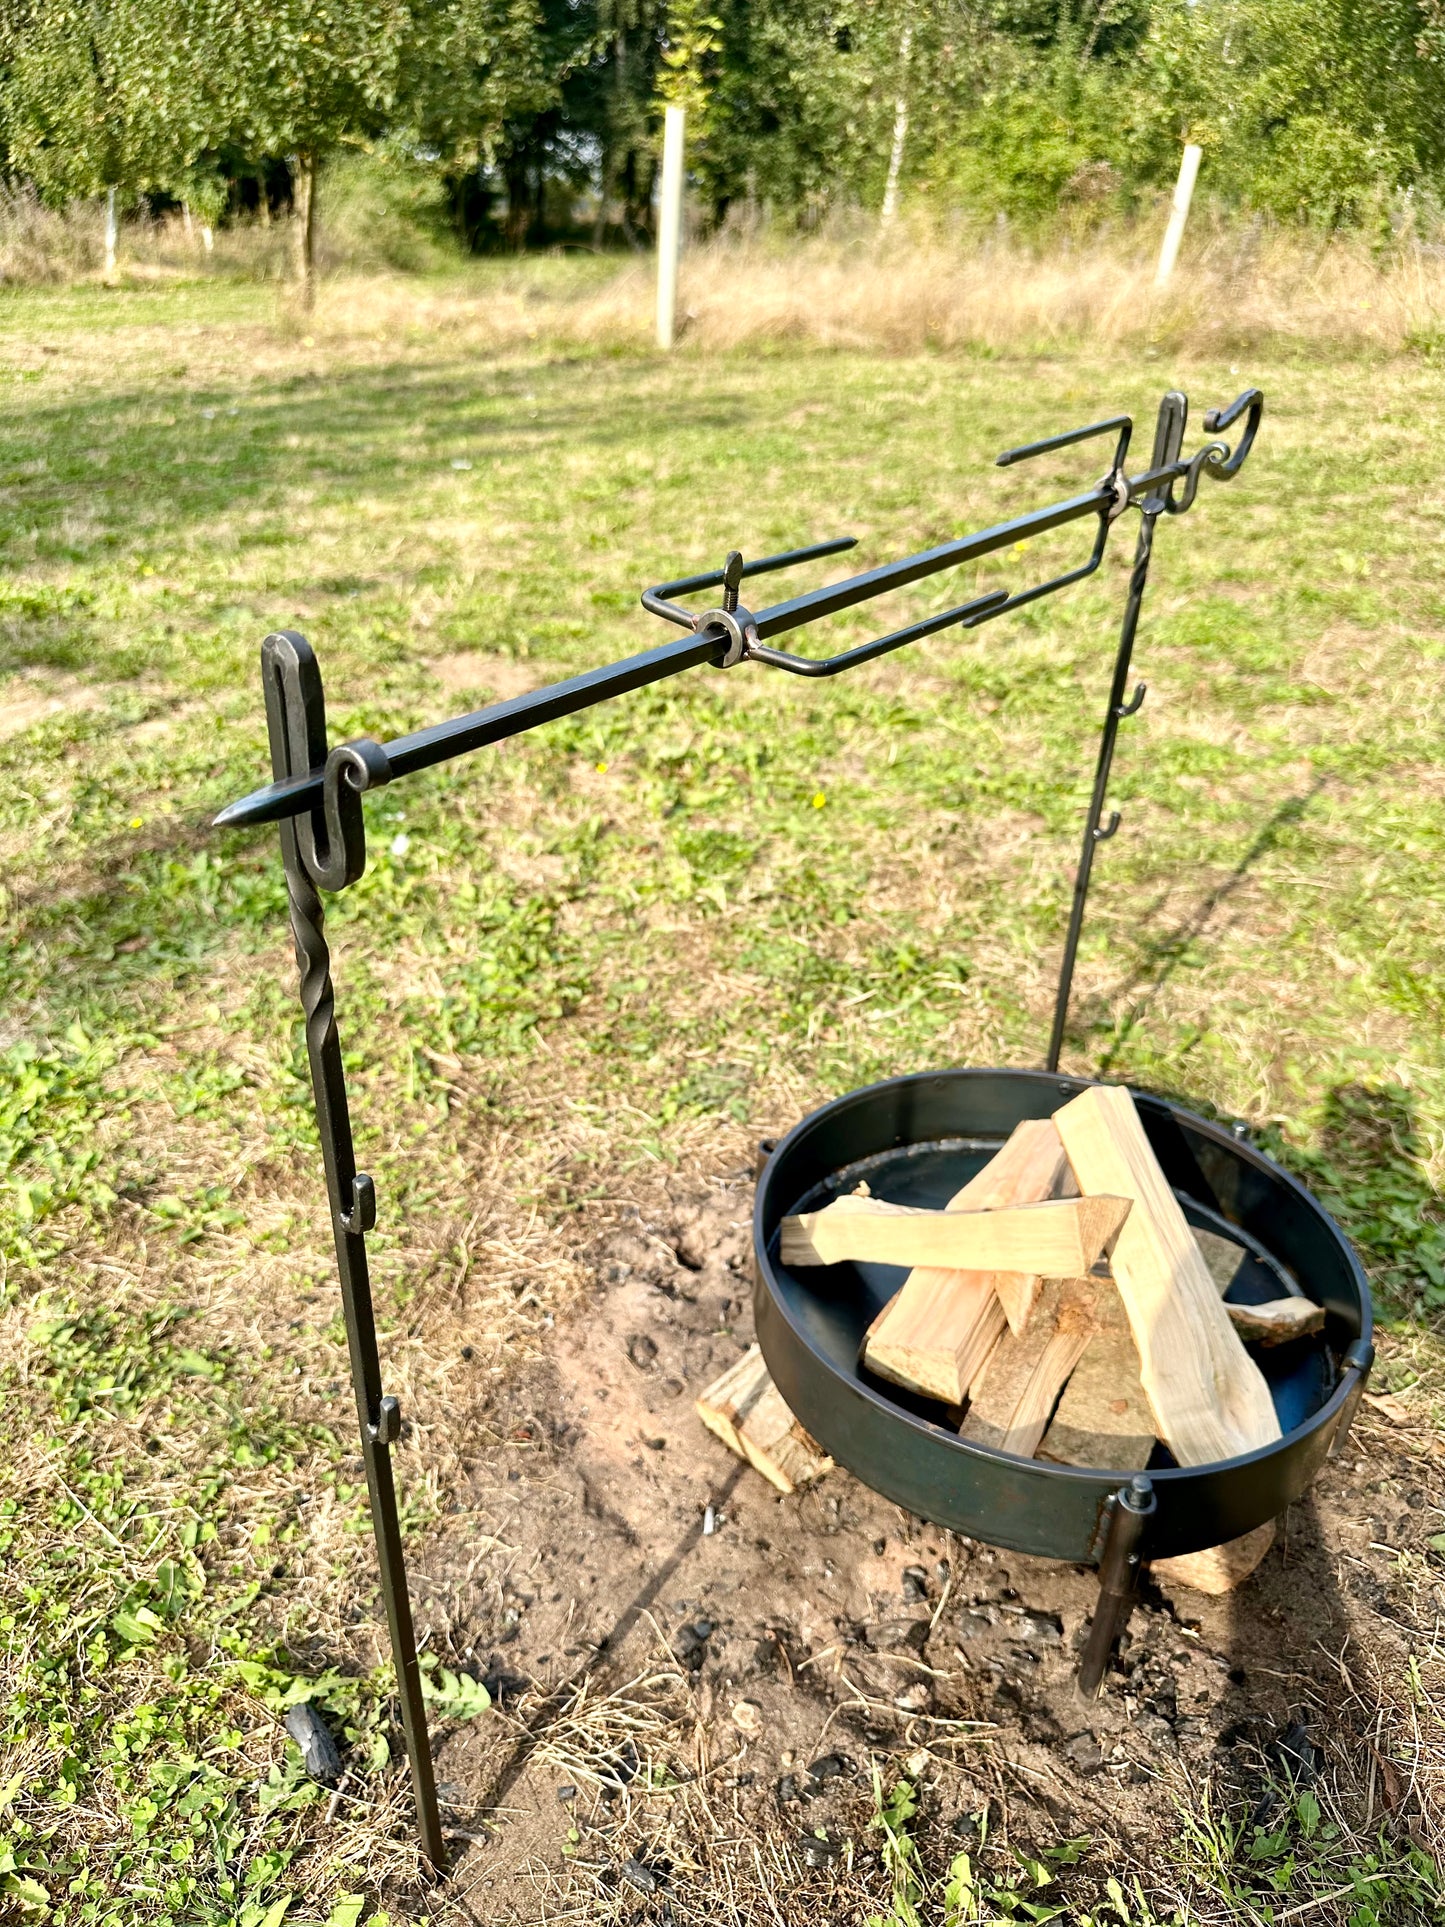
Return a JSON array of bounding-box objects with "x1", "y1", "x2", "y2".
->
[{"x1": 262, "y1": 631, "x2": 446, "y2": 1872}]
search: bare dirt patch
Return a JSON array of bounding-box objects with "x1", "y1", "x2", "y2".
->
[
  {"x1": 0, "y1": 669, "x2": 103, "y2": 737},
  {"x1": 400, "y1": 1171, "x2": 1443, "y2": 1921},
  {"x1": 425, "y1": 651, "x2": 543, "y2": 703}
]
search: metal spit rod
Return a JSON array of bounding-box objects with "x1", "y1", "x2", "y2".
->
[{"x1": 215, "y1": 389, "x2": 1260, "y2": 836}]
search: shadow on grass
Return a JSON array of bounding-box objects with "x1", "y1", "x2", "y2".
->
[
  {"x1": 1078, "y1": 775, "x2": 1330, "y2": 1078},
  {"x1": 1298, "y1": 1081, "x2": 1445, "y2": 1322},
  {"x1": 0, "y1": 353, "x2": 751, "y2": 676}
]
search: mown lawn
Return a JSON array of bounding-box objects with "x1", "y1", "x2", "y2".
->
[{"x1": 1, "y1": 270, "x2": 1443, "y2": 1925}]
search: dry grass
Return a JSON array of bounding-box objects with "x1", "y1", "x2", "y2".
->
[
  {"x1": 294, "y1": 220, "x2": 1445, "y2": 361},
  {"x1": 10, "y1": 179, "x2": 1445, "y2": 360}
]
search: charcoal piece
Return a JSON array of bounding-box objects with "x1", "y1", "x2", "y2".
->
[
  {"x1": 283, "y1": 1701, "x2": 341, "y2": 1784},
  {"x1": 1271, "y1": 1719, "x2": 1320, "y2": 1784},
  {"x1": 806, "y1": 1752, "x2": 854, "y2": 1785},
  {"x1": 601, "y1": 1740, "x2": 640, "y2": 1800},
  {"x1": 1062, "y1": 1732, "x2": 1103, "y2": 1776},
  {"x1": 675, "y1": 1619, "x2": 714, "y2": 1670},
  {"x1": 901, "y1": 1565, "x2": 930, "y2": 1603},
  {"x1": 622, "y1": 1856, "x2": 658, "y2": 1893},
  {"x1": 802, "y1": 1833, "x2": 842, "y2": 1867},
  {"x1": 776, "y1": 1774, "x2": 807, "y2": 1804}
]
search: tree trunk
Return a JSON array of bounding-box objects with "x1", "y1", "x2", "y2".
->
[
  {"x1": 291, "y1": 155, "x2": 316, "y2": 307},
  {"x1": 257, "y1": 171, "x2": 271, "y2": 228},
  {"x1": 504, "y1": 152, "x2": 532, "y2": 251},
  {"x1": 880, "y1": 24, "x2": 913, "y2": 230}
]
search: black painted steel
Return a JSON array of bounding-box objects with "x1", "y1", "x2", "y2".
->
[
  {"x1": 262, "y1": 632, "x2": 447, "y2": 1870},
  {"x1": 215, "y1": 386, "x2": 1261, "y2": 859},
  {"x1": 1077, "y1": 1476, "x2": 1156, "y2": 1695},
  {"x1": 752, "y1": 1067, "x2": 1373, "y2": 1572},
  {"x1": 1045, "y1": 392, "x2": 1187, "y2": 1072}
]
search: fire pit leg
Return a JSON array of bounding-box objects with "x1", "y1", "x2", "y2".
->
[{"x1": 1078, "y1": 1474, "x2": 1156, "y2": 1696}]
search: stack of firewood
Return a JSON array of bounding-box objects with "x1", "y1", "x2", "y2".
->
[{"x1": 698, "y1": 1085, "x2": 1323, "y2": 1591}]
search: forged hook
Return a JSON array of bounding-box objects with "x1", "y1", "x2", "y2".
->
[
  {"x1": 1093, "y1": 810, "x2": 1122, "y2": 842},
  {"x1": 298, "y1": 736, "x2": 395, "y2": 893},
  {"x1": 1116, "y1": 681, "x2": 1147, "y2": 719}
]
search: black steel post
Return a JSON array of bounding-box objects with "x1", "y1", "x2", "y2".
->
[
  {"x1": 1046, "y1": 393, "x2": 1188, "y2": 1074},
  {"x1": 262, "y1": 630, "x2": 447, "y2": 1872},
  {"x1": 1078, "y1": 1474, "x2": 1156, "y2": 1696}
]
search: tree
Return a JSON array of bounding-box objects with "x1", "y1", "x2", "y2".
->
[
  {"x1": 0, "y1": 1, "x2": 196, "y2": 211},
  {"x1": 1139, "y1": 0, "x2": 1445, "y2": 226}
]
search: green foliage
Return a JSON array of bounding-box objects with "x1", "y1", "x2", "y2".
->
[
  {"x1": 2, "y1": 0, "x2": 200, "y2": 198},
  {"x1": 8, "y1": 0, "x2": 1445, "y2": 239}
]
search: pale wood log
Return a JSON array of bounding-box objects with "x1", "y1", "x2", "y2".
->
[
  {"x1": 865, "y1": 1286, "x2": 1006, "y2": 1408},
  {"x1": 1037, "y1": 1281, "x2": 1155, "y2": 1472},
  {"x1": 1053, "y1": 1085, "x2": 1280, "y2": 1467},
  {"x1": 781, "y1": 1191, "x2": 1130, "y2": 1276},
  {"x1": 941, "y1": 1119, "x2": 1079, "y2": 1335},
  {"x1": 695, "y1": 1345, "x2": 832, "y2": 1495},
  {"x1": 1193, "y1": 1226, "x2": 1324, "y2": 1344},
  {"x1": 961, "y1": 1279, "x2": 1097, "y2": 1457},
  {"x1": 859, "y1": 1121, "x2": 1081, "y2": 1405},
  {"x1": 1150, "y1": 1520, "x2": 1276, "y2": 1595}
]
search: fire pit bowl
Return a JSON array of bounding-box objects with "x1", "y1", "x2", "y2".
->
[{"x1": 753, "y1": 1067, "x2": 1372, "y2": 1583}]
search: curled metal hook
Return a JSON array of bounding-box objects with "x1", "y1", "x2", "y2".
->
[
  {"x1": 1163, "y1": 439, "x2": 1229, "y2": 517},
  {"x1": 1116, "y1": 681, "x2": 1147, "y2": 719},
  {"x1": 299, "y1": 736, "x2": 395, "y2": 892},
  {"x1": 1202, "y1": 387, "x2": 1264, "y2": 477},
  {"x1": 1093, "y1": 810, "x2": 1122, "y2": 842}
]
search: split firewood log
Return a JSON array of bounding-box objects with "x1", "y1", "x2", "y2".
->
[
  {"x1": 1036, "y1": 1280, "x2": 1155, "y2": 1471},
  {"x1": 858, "y1": 1120, "x2": 1081, "y2": 1406},
  {"x1": 695, "y1": 1344, "x2": 832, "y2": 1494},
  {"x1": 960, "y1": 1278, "x2": 1099, "y2": 1457},
  {"x1": 1151, "y1": 1520, "x2": 1276, "y2": 1595},
  {"x1": 1052, "y1": 1085, "x2": 1281, "y2": 1467},
  {"x1": 782, "y1": 1192, "x2": 1130, "y2": 1276}
]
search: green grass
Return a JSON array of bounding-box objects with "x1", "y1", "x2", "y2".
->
[{"x1": 0, "y1": 270, "x2": 1443, "y2": 1923}]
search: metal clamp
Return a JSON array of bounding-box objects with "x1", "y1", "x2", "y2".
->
[
  {"x1": 1078, "y1": 1474, "x2": 1155, "y2": 1696},
  {"x1": 694, "y1": 549, "x2": 757, "y2": 667},
  {"x1": 1328, "y1": 1338, "x2": 1375, "y2": 1459}
]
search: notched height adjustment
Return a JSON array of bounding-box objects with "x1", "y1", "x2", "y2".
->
[
  {"x1": 339, "y1": 1172, "x2": 377, "y2": 1236},
  {"x1": 368, "y1": 1394, "x2": 402, "y2": 1446}
]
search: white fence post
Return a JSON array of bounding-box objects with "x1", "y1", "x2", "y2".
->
[
  {"x1": 1154, "y1": 143, "x2": 1202, "y2": 289},
  {"x1": 104, "y1": 186, "x2": 118, "y2": 282},
  {"x1": 656, "y1": 104, "x2": 686, "y2": 350}
]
